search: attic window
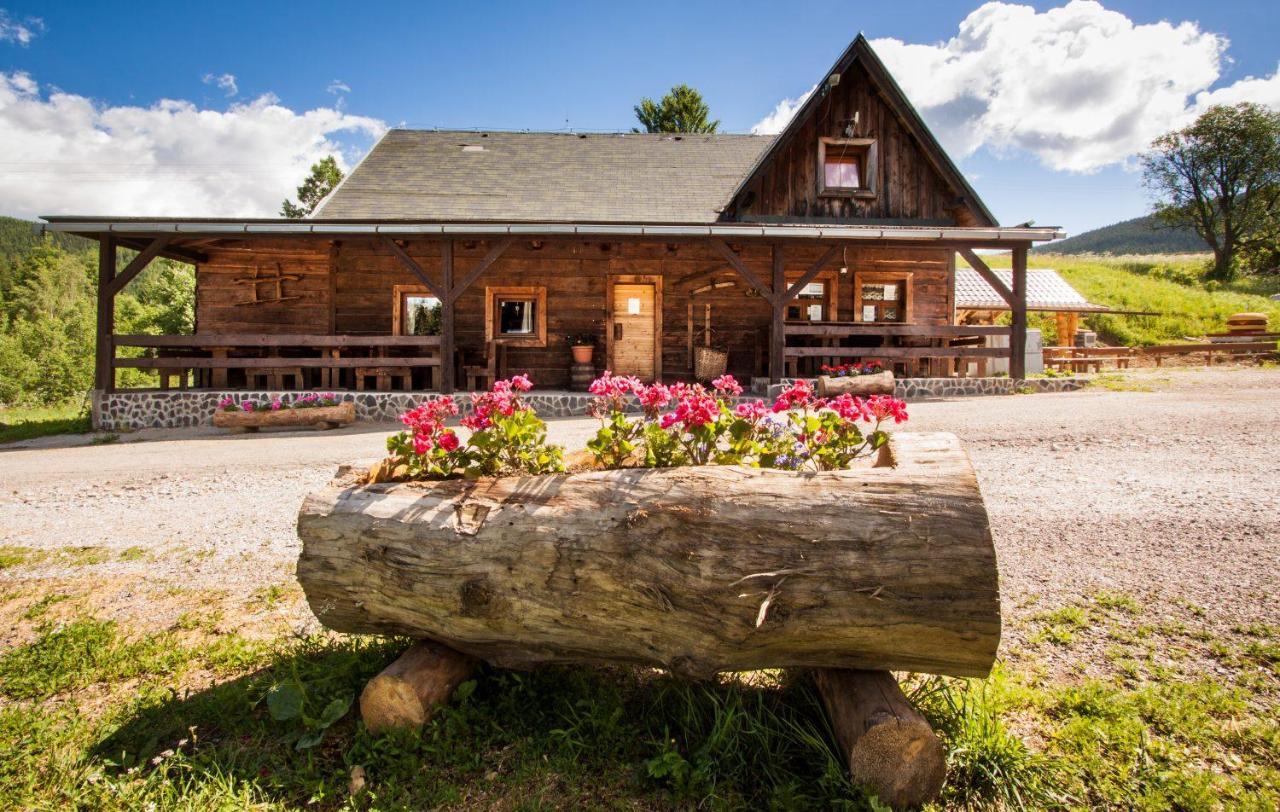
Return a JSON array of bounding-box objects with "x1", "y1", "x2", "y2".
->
[{"x1": 818, "y1": 137, "x2": 877, "y2": 199}]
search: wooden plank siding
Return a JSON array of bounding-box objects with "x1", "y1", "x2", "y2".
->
[
  {"x1": 194, "y1": 238, "x2": 955, "y2": 388},
  {"x1": 726, "y1": 61, "x2": 974, "y2": 225}
]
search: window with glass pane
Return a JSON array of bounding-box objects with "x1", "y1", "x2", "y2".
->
[
  {"x1": 498, "y1": 298, "x2": 536, "y2": 335},
  {"x1": 787, "y1": 281, "x2": 828, "y2": 321},
  {"x1": 824, "y1": 154, "x2": 861, "y2": 189},
  {"x1": 401, "y1": 295, "x2": 441, "y2": 335},
  {"x1": 859, "y1": 281, "x2": 906, "y2": 322}
]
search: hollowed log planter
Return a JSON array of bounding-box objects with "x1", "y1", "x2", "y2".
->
[
  {"x1": 213, "y1": 402, "x2": 354, "y2": 432},
  {"x1": 296, "y1": 432, "x2": 1000, "y2": 679},
  {"x1": 816, "y1": 370, "x2": 895, "y2": 397}
]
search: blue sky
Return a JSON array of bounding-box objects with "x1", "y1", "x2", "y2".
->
[{"x1": 1, "y1": 1, "x2": 1277, "y2": 235}]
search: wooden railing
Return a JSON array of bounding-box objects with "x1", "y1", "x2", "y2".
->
[
  {"x1": 110, "y1": 333, "x2": 442, "y2": 391},
  {"x1": 783, "y1": 323, "x2": 1013, "y2": 376}
]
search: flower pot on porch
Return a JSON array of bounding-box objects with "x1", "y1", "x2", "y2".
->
[{"x1": 570, "y1": 344, "x2": 594, "y2": 364}]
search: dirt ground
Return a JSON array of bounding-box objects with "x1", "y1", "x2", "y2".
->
[{"x1": 2, "y1": 366, "x2": 1278, "y2": 679}]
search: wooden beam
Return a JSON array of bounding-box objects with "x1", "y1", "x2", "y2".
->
[
  {"x1": 380, "y1": 236, "x2": 446, "y2": 300},
  {"x1": 956, "y1": 247, "x2": 1014, "y2": 307},
  {"x1": 770, "y1": 243, "x2": 786, "y2": 383},
  {"x1": 94, "y1": 235, "x2": 117, "y2": 392},
  {"x1": 1010, "y1": 245, "x2": 1028, "y2": 380},
  {"x1": 440, "y1": 239, "x2": 456, "y2": 394},
  {"x1": 105, "y1": 236, "x2": 173, "y2": 297},
  {"x1": 782, "y1": 245, "x2": 841, "y2": 303},
  {"x1": 113, "y1": 236, "x2": 208, "y2": 265},
  {"x1": 708, "y1": 239, "x2": 773, "y2": 300},
  {"x1": 113, "y1": 334, "x2": 442, "y2": 348},
  {"x1": 448, "y1": 237, "x2": 513, "y2": 304}
]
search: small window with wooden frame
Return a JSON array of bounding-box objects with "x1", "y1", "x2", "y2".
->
[
  {"x1": 854, "y1": 272, "x2": 912, "y2": 323},
  {"x1": 818, "y1": 137, "x2": 877, "y2": 199},
  {"x1": 784, "y1": 270, "x2": 839, "y2": 322},
  {"x1": 392, "y1": 285, "x2": 442, "y2": 336},
  {"x1": 485, "y1": 285, "x2": 547, "y2": 347}
]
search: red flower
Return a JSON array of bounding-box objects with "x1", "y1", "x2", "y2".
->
[
  {"x1": 771, "y1": 380, "x2": 813, "y2": 412},
  {"x1": 711, "y1": 374, "x2": 743, "y2": 397},
  {"x1": 437, "y1": 430, "x2": 460, "y2": 451},
  {"x1": 733, "y1": 400, "x2": 768, "y2": 421}
]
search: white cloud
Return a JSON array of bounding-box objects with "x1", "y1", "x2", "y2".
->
[
  {"x1": 0, "y1": 71, "x2": 387, "y2": 218},
  {"x1": 750, "y1": 84, "x2": 815, "y2": 135},
  {"x1": 751, "y1": 1, "x2": 1280, "y2": 173},
  {"x1": 0, "y1": 9, "x2": 42, "y2": 45},
  {"x1": 202, "y1": 72, "x2": 239, "y2": 97},
  {"x1": 326, "y1": 80, "x2": 351, "y2": 95}
]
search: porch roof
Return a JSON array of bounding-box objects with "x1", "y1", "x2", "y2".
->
[
  {"x1": 40, "y1": 217, "x2": 1064, "y2": 245},
  {"x1": 955, "y1": 267, "x2": 1110, "y2": 313}
]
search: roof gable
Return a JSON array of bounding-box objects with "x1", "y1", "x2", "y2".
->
[
  {"x1": 724, "y1": 35, "x2": 997, "y2": 227},
  {"x1": 314, "y1": 130, "x2": 774, "y2": 223}
]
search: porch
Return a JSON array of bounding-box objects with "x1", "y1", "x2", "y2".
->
[{"x1": 43, "y1": 218, "x2": 1061, "y2": 415}]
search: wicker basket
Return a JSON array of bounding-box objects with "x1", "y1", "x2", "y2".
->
[{"x1": 694, "y1": 346, "x2": 728, "y2": 381}]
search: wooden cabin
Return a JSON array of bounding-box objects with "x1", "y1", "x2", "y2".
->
[{"x1": 43, "y1": 34, "x2": 1061, "y2": 418}]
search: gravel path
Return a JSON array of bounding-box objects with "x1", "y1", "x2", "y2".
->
[{"x1": 2, "y1": 367, "x2": 1277, "y2": 668}]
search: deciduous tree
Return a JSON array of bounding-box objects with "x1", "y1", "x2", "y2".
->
[{"x1": 1142, "y1": 103, "x2": 1280, "y2": 281}]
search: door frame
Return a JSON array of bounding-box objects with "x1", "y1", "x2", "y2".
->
[{"x1": 606, "y1": 274, "x2": 663, "y2": 380}]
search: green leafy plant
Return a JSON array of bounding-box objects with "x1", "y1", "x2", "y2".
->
[{"x1": 265, "y1": 673, "x2": 353, "y2": 751}]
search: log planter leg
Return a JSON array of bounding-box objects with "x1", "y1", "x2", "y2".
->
[
  {"x1": 813, "y1": 669, "x2": 946, "y2": 810},
  {"x1": 360, "y1": 640, "x2": 476, "y2": 734}
]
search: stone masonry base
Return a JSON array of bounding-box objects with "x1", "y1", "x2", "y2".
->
[{"x1": 92, "y1": 376, "x2": 1088, "y2": 431}]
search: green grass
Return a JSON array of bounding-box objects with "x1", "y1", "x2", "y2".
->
[
  {"x1": 0, "y1": 402, "x2": 92, "y2": 444},
  {"x1": 0, "y1": 604, "x2": 1276, "y2": 810},
  {"x1": 976, "y1": 253, "x2": 1280, "y2": 346}
]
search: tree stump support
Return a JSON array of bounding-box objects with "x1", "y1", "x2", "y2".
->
[
  {"x1": 359, "y1": 640, "x2": 476, "y2": 734},
  {"x1": 813, "y1": 668, "x2": 946, "y2": 809}
]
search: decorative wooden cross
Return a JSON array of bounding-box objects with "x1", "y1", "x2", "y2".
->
[{"x1": 234, "y1": 263, "x2": 302, "y2": 306}]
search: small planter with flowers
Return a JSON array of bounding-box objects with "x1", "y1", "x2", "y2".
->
[
  {"x1": 816, "y1": 360, "x2": 895, "y2": 396},
  {"x1": 212, "y1": 392, "x2": 353, "y2": 432}
]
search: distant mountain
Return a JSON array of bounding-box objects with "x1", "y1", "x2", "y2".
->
[{"x1": 1036, "y1": 215, "x2": 1206, "y2": 255}]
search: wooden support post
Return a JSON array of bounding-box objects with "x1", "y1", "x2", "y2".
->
[
  {"x1": 359, "y1": 640, "x2": 475, "y2": 734},
  {"x1": 770, "y1": 243, "x2": 786, "y2": 383},
  {"x1": 94, "y1": 235, "x2": 117, "y2": 392},
  {"x1": 439, "y1": 240, "x2": 455, "y2": 393},
  {"x1": 1010, "y1": 245, "x2": 1028, "y2": 380},
  {"x1": 813, "y1": 669, "x2": 946, "y2": 810}
]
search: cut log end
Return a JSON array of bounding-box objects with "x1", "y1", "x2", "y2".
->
[
  {"x1": 814, "y1": 669, "x2": 946, "y2": 809},
  {"x1": 359, "y1": 640, "x2": 475, "y2": 734}
]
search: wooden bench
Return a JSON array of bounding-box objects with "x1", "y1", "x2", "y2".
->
[
  {"x1": 355, "y1": 365, "x2": 413, "y2": 391},
  {"x1": 1139, "y1": 341, "x2": 1278, "y2": 366},
  {"x1": 463, "y1": 341, "x2": 507, "y2": 391},
  {"x1": 246, "y1": 366, "x2": 305, "y2": 390}
]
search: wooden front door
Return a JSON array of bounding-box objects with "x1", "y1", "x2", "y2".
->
[{"x1": 610, "y1": 281, "x2": 658, "y2": 379}]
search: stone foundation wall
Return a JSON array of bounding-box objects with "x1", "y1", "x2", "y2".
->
[{"x1": 92, "y1": 376, "x2": 1088, "y2": 431}]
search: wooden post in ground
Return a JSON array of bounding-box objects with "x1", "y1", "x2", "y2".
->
[
  {"x1": 94, "y1": 235, "x2": 117, "y2": 392},
  {"x1": 439, "y1": 239, "x2": 455, "y2": 393},
  {"x1": 813, "y1": 669, "x2": 946, "y2": 809},
  {"x1": 771, "y1": 243, "x2": 786, "y2": 383},
  {"x1": 1010, "y1": 245, "x2": 1028, "y2": 379},
  {"x1": 359, "y1": 640, "x2": 475, "y2": 734}
]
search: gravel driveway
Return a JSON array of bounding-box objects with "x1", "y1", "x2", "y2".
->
[{"x1": 2, "y1": 367, "x2": 1277, "y2": 673}]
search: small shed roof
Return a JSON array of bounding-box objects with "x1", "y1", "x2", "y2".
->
[
  {"x1": 955, "y1": 267, "x2": 1110, "y2": 312},
  {"x1": 314, "y1": 130, "x2": 776, "y2": 223}
]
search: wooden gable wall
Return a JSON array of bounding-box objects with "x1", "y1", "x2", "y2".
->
[{"x1": 727, "y1": 60, "x2": 979, "y2": 225}]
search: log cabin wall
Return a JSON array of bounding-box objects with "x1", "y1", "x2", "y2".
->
[
  {"x1": 195, "y1": 239, "x2": 333, "y2": 334},
  {"x1": 194, "y1": 237, "x2": 953, "y2": 387},
  {"x1": 727, "y1": 61, "x2": 975, "y2": 225}
]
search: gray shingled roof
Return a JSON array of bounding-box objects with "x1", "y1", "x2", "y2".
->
[
  {"x1": 955, "y1": 268, "x2": 1110, "y2": 312},
  {"x1": 314, "y1": 129, "x2": 775, "y2": 223}
]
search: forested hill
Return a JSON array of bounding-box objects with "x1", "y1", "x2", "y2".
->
[
  {"x1": 1036, "y1": 215, "x2": 1206, "y2": 255},
  {"x1": 0, "y1": 217, "x2": 194, "y2": 407}
]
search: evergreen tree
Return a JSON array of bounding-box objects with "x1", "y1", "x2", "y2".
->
[
  {"x1": 281, "y1": 156, "x2": 345, "y2": 218},
  {"x1": 633, "y1": 85, "x2": 719, "y2": 134}
]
